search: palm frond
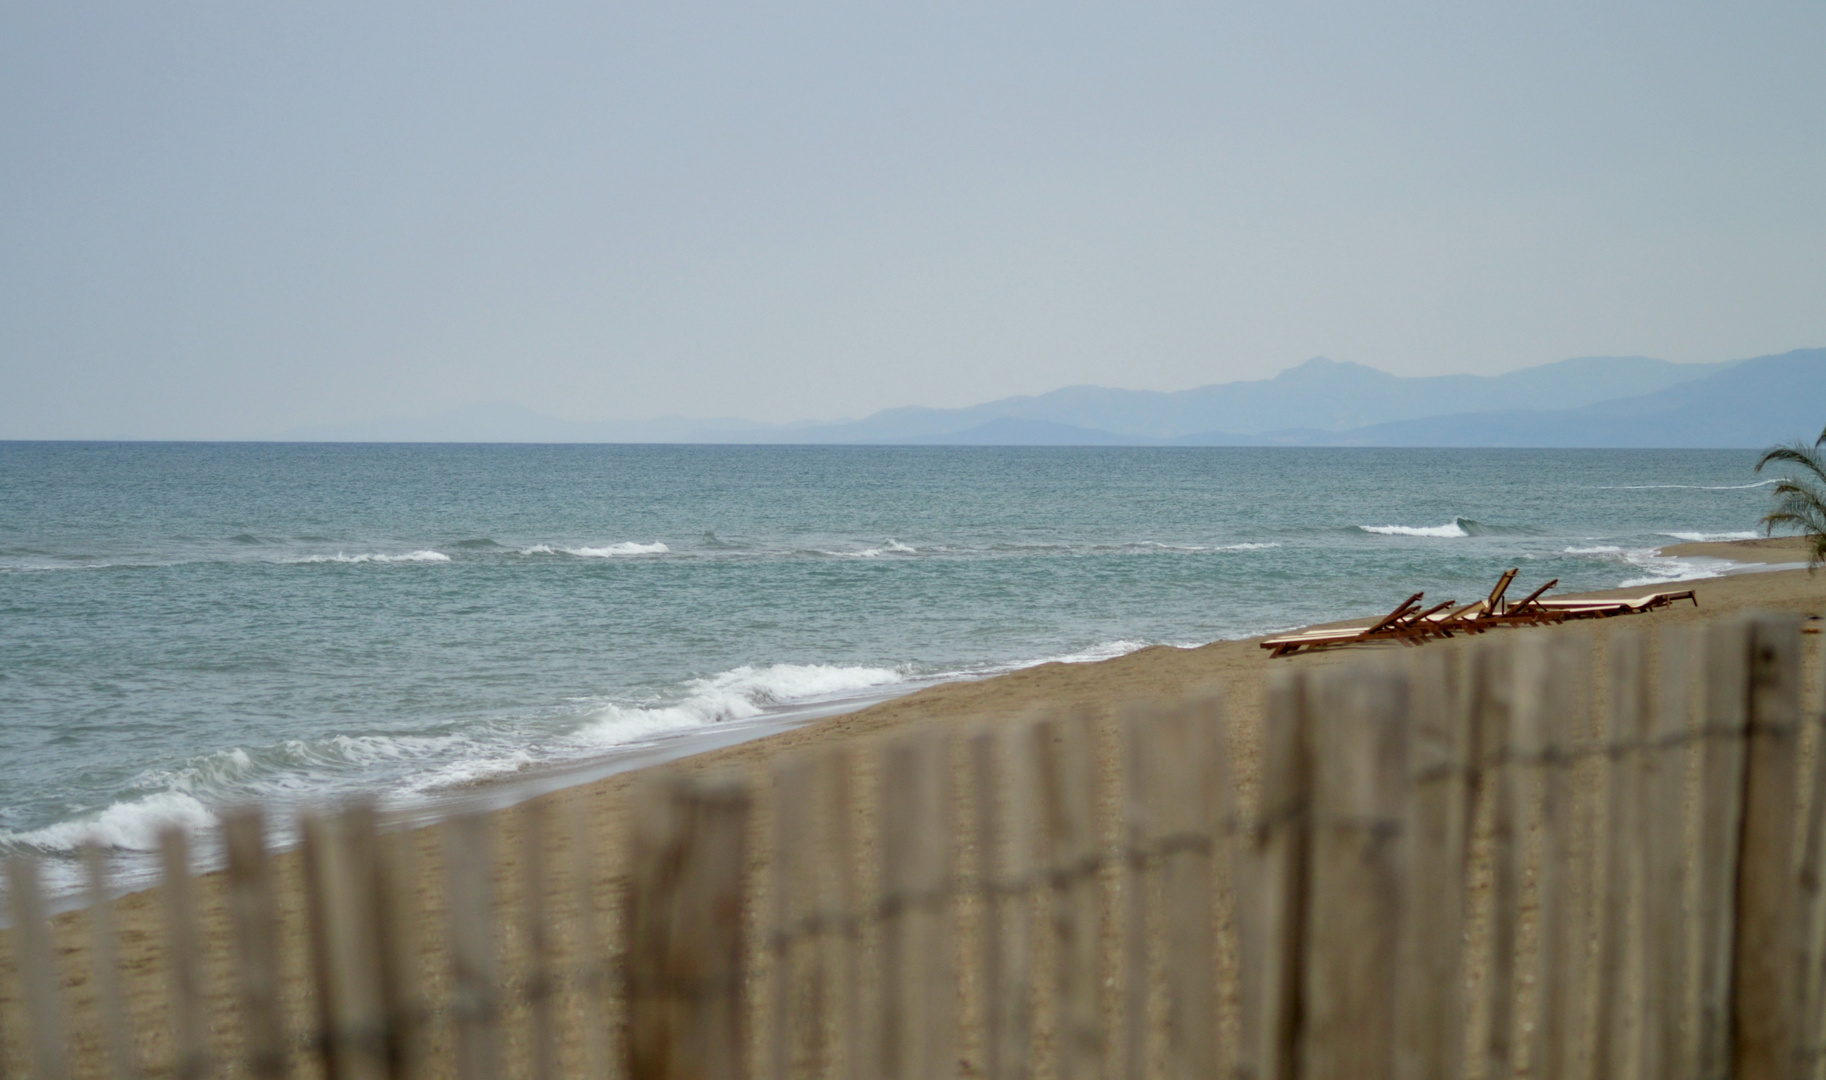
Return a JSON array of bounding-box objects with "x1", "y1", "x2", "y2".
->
[
  {"x1": 1756, "y1": 444, "x2": 1826, "y2": 484},
  {"x1": 1757, "y1": 425, "x2": 1826, "y2": 570}
]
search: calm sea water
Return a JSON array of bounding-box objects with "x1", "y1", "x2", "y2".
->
[{"x1": 0, "y1": 443, "x2": 1785, "y2": 892}]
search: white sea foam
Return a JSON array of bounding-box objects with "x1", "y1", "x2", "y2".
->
[
  {"x1": 1214, "y1": 542, "x2": 1279, "y2": 551},
  {"x1": 1358, "y1": 521, "x2": 1469, "y2": 538},
  {"x1": 1560, "y1": 543, "x2": 1727, "y2": 588},
  {"x1": 829, "y1": 539, "x2": 918, "y2": 557},
  {"x1": 1662, "y1": 531, "x2": 1760, "y2": 543},
  {"x1": 521, "y1": 542, "x2": 669, "y2": 557},
  {"x1": 574, "y1": 663, "x2": 907, "y2": 744},
  {"x1": 0, "y1": 790, "x2": 216, "y2": 854},
  {"x1": 1606, "y1": 480, "x2": 1780, "y2": 490},
  {"x1": 287, "y1": 549, "x2": 451, "y2": 564}
]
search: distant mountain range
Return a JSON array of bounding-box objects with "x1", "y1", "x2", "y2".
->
[{"x1": 282, "y1": 348, "x2": 1826, "y2": 448}]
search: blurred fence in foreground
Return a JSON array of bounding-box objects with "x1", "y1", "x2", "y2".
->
[{"x1": 4, "y1": 614, "x2": 1825, "y2": 1080}]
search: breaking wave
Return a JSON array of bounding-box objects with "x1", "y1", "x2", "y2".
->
[
  {"x1": 520, "y1": 542, "x2": 670, "y2": 557},
  {"x1": 1357, "y1": 517, "x2": 1477, "y2": 538}
]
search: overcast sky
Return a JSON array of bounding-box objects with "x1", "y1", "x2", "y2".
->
[{"x1": 4, "y1": 3, "x2": 1823, "y2": 438}]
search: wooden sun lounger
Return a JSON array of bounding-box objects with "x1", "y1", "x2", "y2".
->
[
  {"x1": 1420, "y1": 568, "x2": 1521, "y2": 636},
  {"x1": 1472, "y1": 578, "x2": 1564, "y2": 627},
  {"x1": 1260, "y1": 591, "x2": 1429, "y2": 657},
  {"x1": 1532, "y1": 589, "x2": 1698, "y2": 618}
]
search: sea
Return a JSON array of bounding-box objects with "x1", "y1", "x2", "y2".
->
[{"x1": 0, "y1": 442, "x2": 1790, "y2": 897}]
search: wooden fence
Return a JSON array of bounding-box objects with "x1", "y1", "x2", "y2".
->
[{"x1": 4, "y1": 613, "x2": 1825, "y2": 1079}]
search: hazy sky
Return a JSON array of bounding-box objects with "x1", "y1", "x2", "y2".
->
[{"x1": 4, "y1": 3, "x2": 1823, "y2": 438}]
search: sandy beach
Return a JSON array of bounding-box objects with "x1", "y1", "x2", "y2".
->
[{"x1": 7, "y1": 538, "x2": 1825, "y2": 1078}]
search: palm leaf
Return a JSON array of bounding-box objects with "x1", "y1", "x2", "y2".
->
[{"x1": 1756, "y1": 425, "x2": 1826, "y2": 569}]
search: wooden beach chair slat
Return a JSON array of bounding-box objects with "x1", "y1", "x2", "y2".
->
[
  {"x1": 444, "y1": 811, "x2": 502, "y2": 1080},
  {"x1": 1643, "y1": 627, "x2": 1697, "y2": 1080},
  {"x1": 1393, "y1": 648, "x2": 1472, "y2": 1080},
  {"x1": 879, "y1": 732, "x2": 954, "y2": 1080},
  {"x1": 1232, "y1": 670, "x2": 1309, "y2": 1080},
  {"x1": 623, "y1": 772, "x2": 752, "y2": 1080},
  {"x1": 1591, "y1": 631, "x2": 1649, "y2": 1080},
  {"x1": 83, "y1": 842, "x2": 141, "y2": 1080},
  {"x1": 1470, "y1": 641, "x2": 1521, "y2": 1080},
  {"x1": 222, "y1": 809, "x2": 286, "y2": 1080},
  {"x1": 1301, "y1": 661, "x2": 1409, "y2": 1080},
  {"x1": 970, "y1": 729, "x2": 1034, "y2": 1080},
  {"x1": 1728, "y1": 615, "x2": 1805, "y2": 1080},
  {"x1": 519, "y1": 799, "x2": 559, "y2": 1080},
  {"x1": 1034, "y1": 711, "x2": 1105, "y2": 1080},
  {"x1": 6, "y1": 855, "x2": 74, "y2": 1080},
  {"x1": 1123, "y1": 693, "x2": 1227, "y2": 1080},
  {"x1": 159, "y1": 826, "x2": 214, "y2": 1080},
  {"x1": 1693, "y1": 621, "x2": 1752, "y2": 1079}
]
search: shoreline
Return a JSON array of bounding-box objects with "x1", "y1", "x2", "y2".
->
[{"x1": 7, "y1": 538, "x2": 1826, "y2": 1076}]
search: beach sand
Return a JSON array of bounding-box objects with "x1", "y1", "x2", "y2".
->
[{"x1": 6, "y1": 541, "x2": 1825, "y2": 1078}]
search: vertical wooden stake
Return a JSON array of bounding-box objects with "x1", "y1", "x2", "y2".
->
[
  {"x1": 160, "y1": 826, "x2": 213, "y2": 1080},
  {"x1": 878, "y1": 732, "x2": 955, "y2": 1080},
  {"x1": 1641, "y1": 627, "x2": 1696, "y2": 1080},
  {"x1": 222, "y1": 809, "x2": 287, "y2": 1080},
  {"x1": 445, "y1": 811, "x2": 502, "y2": 1080},
  {"x1": 1232, "y1": 669, "x2": 1309, "y2": 1080},
  {"x1": 372, "y1": 819, "x2": 426, "y2": 1080},
  {"x1": 1299, "y1": 661, "x2": 1409, "y2": 1080},
  {"x1": 1797, "y1": 641, "x2": 1826, "y2": 1079},
  {"x1": 1470, "y1": 641, "x2": 1521, "y2": 1080},
  {"x1": 1592, "y1": 630, "x2": 1650, "y2": 1080},
  {"x1": 568, "y1": 794, "x2": 614, "y2": 1080},
  {"x1": 1123, "y1": 694, "x2": 1227, "y2": 1080},
  {"x1": 771, "y1": 748, "x2": 858, "y2": 1080},
  {"x1": 623, "y1": 771, "x2": 753, "y2": 1080},
  {"x1": 1394, "y1": 646, "x2": 1473, "y2": 1080},
  {"x1": 304, "y1": 807, "x2": 390, "y2": 1080},
  {"x1": 1730, "y1": 615, "x2": 1804, "y2": 1080},
  {"x1": 1518, "y1": 636, "x2": 1593, "y2": 1080},
  {"x1": 1034, "y1": 711, "x2": 1104, "y2": 1080},
  {"x1": 6, "y1": 856, "x2": 73, "y2": 1080},
  {"x1": 1694, "y1": 620, "x2": 1752, "y2": 1079},
  {"x1": 83, "y1": 843, "x2": 140, "y2": 1080},
  {"x1": 972, "y1": 727, "x2": 1034, "y2": 1080},
  {"x1": 521, "y1": 800, "x2": 559, "y2": 1080}
]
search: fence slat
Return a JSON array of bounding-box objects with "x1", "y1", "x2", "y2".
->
[
  {"x1": 83, "y1": 843, "x2": 140, "y2": 1080},
  {"x1": 1034, "y1": 711, "x2": 1104, "y2": 1080},
  {"x1": 1593, "y1": 630, "x2": 1649, "y2": 1080},
  {"x1": 1233, "y1": 669, "x2": 1308, "y2": 1080},
  {"x1": 1471, "y1": 641, "x2": 1521, "y2": 1080},
  {"x1": 1696, "y1": 620, "x2": 1753, "y2": 1079},
  {"x1": 303, "y1": 810, "x2": 389, "y2": 1080},
  {"x1": 160, "y1": 827, "x2": 213, "y2": 1080},
  {"x1": 6, "y1": 856, "x2": 73, "y2": 1080},
  {"x1": 1300, "y1": 662, "x2": 1409, "y2": 1080},
  {"x1": 1643, "y1": 626, "x2": 1697, "y2": 1080},
  {"x1": 1798, "y1": 641, "x2": 1826, "y2": 1078},
  {"x1": 1123, "y1": 694, "x2": 1227, "y2": 1080},
  {"x1": 1394, "y1": 647, "x2": 1473, "y2": 1080},
  {"x1": 1519, "y1": 636, "x2": 1591, "y2": 1080},
  {"x1": 223, "y1": 810, "x2": 286, "y2": 1080},
  {"x1": 567, "y1": 795, "x2": 614, "y2": 1080},
  {"x1": 372, "y1": 820, "x2": 425, "y2": 1080},
  {"x1": 445, "y1": 811, "x2": 501, "y2": 1080},
  {"x1": 772, "y1": 749, "x2": 856, "y2": 1080},
  {"x1": 879, "y1": 732, "x2": 955, "y2": 1080},
  {"x1": 520, "y1": 800, "x2": 559, "y2": 1080},
  {"x1": 972, "y1": 728, "x2": 1034, "y2": 1080},
  {"x1": 1731, "y1": 615, "x2": 1805, "y2": 1080},
  {"x1": 623, "y1": 772, "x2": 753, "y2": 1080}
]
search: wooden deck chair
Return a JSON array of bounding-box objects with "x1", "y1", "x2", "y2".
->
[
  {"x1": 1260, "y1": 591, "x2": 1427, "y2": 657},
  {"x1": 1420, "y1": 568, "x2": 1521, "y2": 636},
  {"x1": 1478, "y1": 578, "x2": 1565, "y2": 627}
]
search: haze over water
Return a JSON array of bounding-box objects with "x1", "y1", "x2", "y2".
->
[{"x1": 0, "y1": 443, "x2": 1783, "y2": 892}]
